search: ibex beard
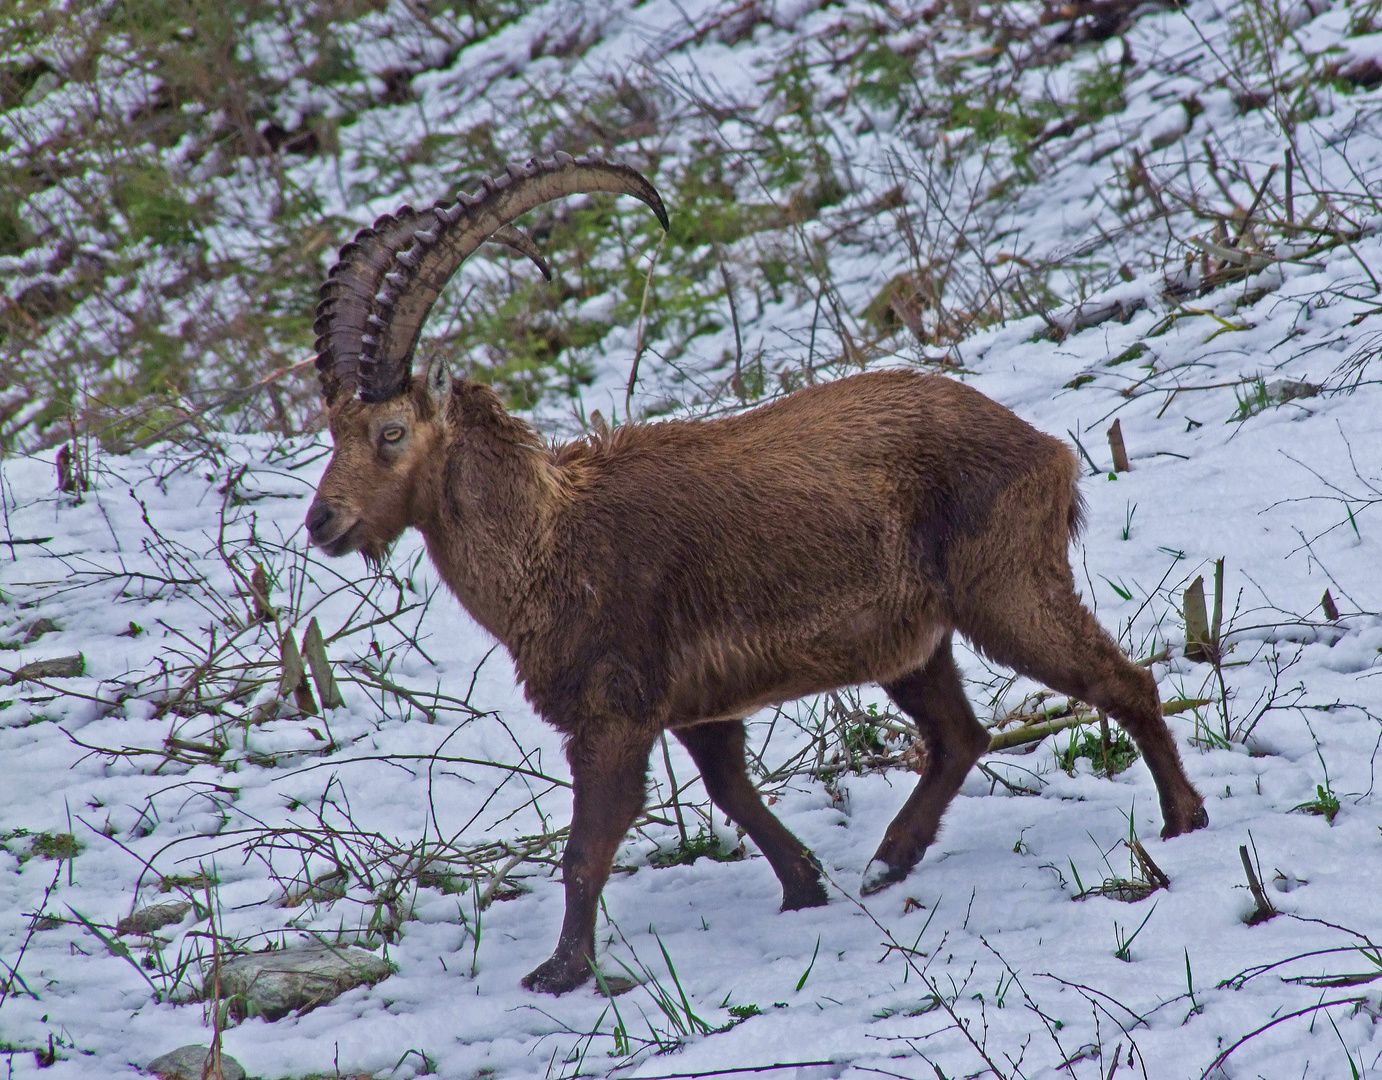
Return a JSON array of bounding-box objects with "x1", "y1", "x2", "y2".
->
[{"x1": 305, "y1": 153, "x2": 1208, "y2": 995}]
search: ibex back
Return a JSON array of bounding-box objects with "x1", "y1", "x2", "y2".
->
[{"x1": 305, "y1": 153, "x2": 1208, "y2": 994}]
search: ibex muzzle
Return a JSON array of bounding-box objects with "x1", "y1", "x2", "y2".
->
[{"x1": 307, "y1": 152, "x2": 1207, "y2": 994}]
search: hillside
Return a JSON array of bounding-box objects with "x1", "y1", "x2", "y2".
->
[{"x1": 2, "y1": 1, "x2": 1382, "y2": 1078}]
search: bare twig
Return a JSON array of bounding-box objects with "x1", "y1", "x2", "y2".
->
[
  {"x1": 133, "y1": 358, "x2": 316, "y2": 450},
  {"x1": 625, "y1": 234, "x2": 667, "y2": 421}
]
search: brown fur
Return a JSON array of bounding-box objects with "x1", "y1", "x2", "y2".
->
[{"x1": 306, "y1": 368, "x2": 1207, "y2": 994}]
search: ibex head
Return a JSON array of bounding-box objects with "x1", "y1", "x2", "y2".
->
[{"x1": 304, "y1": 153, "x2": 669, "y2": 566}]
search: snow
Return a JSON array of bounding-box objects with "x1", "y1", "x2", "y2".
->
[
  {"x1": 3, "y1": 277, "x2": 1380, "y2": 1078},
  {"x1": 4, "y1": 0, "x2": 1382, "y2": 1077}
]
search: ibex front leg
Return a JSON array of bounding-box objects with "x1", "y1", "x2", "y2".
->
[{"x1": 522, "y1": 724, "x2": 655, "y2": 994}]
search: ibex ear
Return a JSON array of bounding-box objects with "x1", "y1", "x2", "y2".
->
[{"x1": 423, "y1": 353, "x2": 451, "y2": 405}]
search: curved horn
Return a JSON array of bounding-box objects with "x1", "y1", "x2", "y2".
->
[
  {"x1": 313, "y1": 207, "x2": 433, "y2": 404},
  {"x1": 315, "y1": 218, "x2": 552, "y2": 403},
  {"x1": 488, "y1": 224, "x2": 553, "y2": 281},
  {"x1": 334, "y1": 153, "x2": 668, "y2": 403}
]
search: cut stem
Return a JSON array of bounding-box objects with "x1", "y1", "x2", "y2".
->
[
  {"x1": 1239, "y1": 844, "x2": 1276, "y2": 924},
  {"x1": 1107, "y1": 419, "x2": 1131, "y2": 472}
]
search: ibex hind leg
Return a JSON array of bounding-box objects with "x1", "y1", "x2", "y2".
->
[
  {"x1": 675, "y1": 720, "x2": 827, "y2": 910},
  {"x1": 967, "y1": 581, "x2": 1207, "y2": 839},
  {"x1": 861, "y1": 635, "x2": 991, "y2": 895}
]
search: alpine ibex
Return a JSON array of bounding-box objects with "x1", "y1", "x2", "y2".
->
[{"x1": 305, "y1": 153, "x2": 1208, "y2": 994}]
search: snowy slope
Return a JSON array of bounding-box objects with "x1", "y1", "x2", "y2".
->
[
  {"x1": 4, "y1": 0, "x2": 1382, "y2": 1078},
  {"x1": 3, "y1": 248, "x2": 1381, "y2": 1077}
]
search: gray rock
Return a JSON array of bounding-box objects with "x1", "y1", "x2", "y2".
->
[
  {"x1": 275, "y1": 868, "x2": 348, "y2": 908},
  {"x1": 1149, "y1": 105, "x2": 1191, "y2": 149},
  {"x1": 1266, "y1": 379, "x2": 1321, "y2": 404},
  {"x1": 146, "y1": 1044, "x2": 245, "y2": 1080},
  {"x1": 22, "y1": 618, "x2": 58, "y2": 643},
  {"x1": 215, "y1": 944, "x2": 392, "y2": 1021},
  {"x1": 7, "y1": 653, "x2": 84, "y2": 684},
  {"x1": 118, "y1": 901, "x2": 192, "y2": 936}
]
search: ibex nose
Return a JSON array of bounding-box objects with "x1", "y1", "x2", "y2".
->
[{"x1": 305, "y1": 500, "x2": 335, "y2": 542}]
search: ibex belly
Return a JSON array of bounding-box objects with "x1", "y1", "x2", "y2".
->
[{"x1": 662, "y1": 604, "x2": 949, "y2": 727}]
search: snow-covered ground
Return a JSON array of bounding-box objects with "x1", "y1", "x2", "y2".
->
[
  {"x1": 4, "y1": 236, "x2": 1381, "y2": 1077},
  {"x1": 4, "y1": 0, "x2": 1382, "y2": 1077}
]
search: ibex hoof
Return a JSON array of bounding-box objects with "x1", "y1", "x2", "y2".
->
[
  {"x1": 1161, "y1": 803, "x2": 1209, "y2": 839},
  {"x1": 859, "y1": 859, "x2": 912, "y2": 896},
  {"x1": 781, "y1": 878, "x2": 829, "y2": 911},
  {"x1": 521, "y1": 956, "x2": 593, "y2": 995}
]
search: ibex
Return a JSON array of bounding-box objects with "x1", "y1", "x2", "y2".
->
[{"x1": 305, "y1": 153, "x2": 1208, "y2": 995}]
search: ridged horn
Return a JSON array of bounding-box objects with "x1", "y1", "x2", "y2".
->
[
  {"x1": 489, "y1": 223, "x2": 553, "y2": 281},
  {"x1": 329, "y1": 153, "x2": 668, "y2": 403},
  {"x1": 313, "y1": 207, "x2": 431, "y2": 404}
]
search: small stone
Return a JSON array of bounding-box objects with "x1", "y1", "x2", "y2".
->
[
  {"x1": 1339, "y1": 56, "x2": 1382, "y2": 89},
  {"x1": 215, "y1": 944, "x2": 392, "y2": 1021},
  {"x1": 118, "y1": 901, "x2": 192, "y2": 936},
  {"x1": 276, "y1": 868, "x2": 348, "y2": 908},
  {"x1": 22, "y1": 618, "x2": 58, "y2": 643},
  {"x1": 146, "y1": 1044, "x2": 245, "y2": 1080},
  {"x1": 1266, "y1": 379, "x2": 1320, "y2": 405},
  {"x1": 1147, "y1": 104, "x2": 1191, "y2": 149},
  {"x1": 8, "y1": 653, "x2": 84, "y2": 684}
]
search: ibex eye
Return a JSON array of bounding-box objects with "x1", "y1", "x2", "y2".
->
[{"x1": 381, "y1": 426, "x2": 405, "y2": 444}]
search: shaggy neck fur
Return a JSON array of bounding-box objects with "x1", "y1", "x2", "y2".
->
[{"x1": 416, "y1": 380, "x2": 558, "y2": 646}]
